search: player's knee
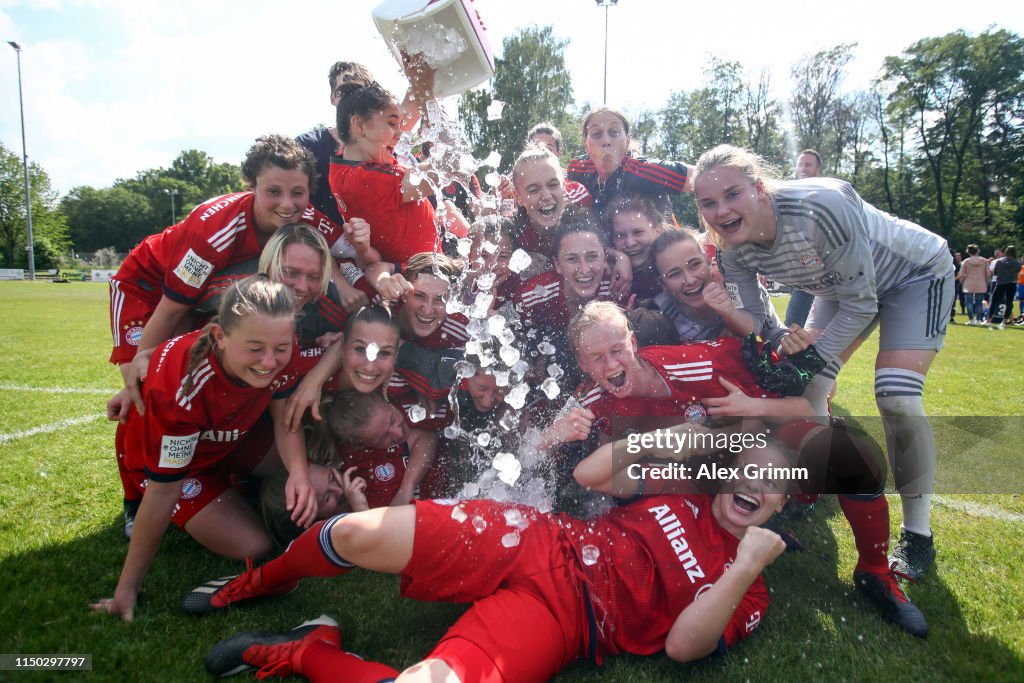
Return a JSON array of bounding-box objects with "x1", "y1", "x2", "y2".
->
[
  {"x1": 329, "y1": 514, "x2": 375, "y2": 559},
  {"x1": 396, "y1": 659, "x2": 459, "y2": 682}
]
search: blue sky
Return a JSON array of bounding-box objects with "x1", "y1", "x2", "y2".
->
[{"x1": 2, "y1": 0, "x2": 1022, "y2": 194}]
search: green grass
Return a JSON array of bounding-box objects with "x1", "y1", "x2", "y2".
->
[{"x1": 0, "y1": 282, "x2": 1022, "y2": 682}]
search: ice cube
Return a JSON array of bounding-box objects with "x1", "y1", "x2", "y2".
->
[
  {"x1": 486, "y1": 100, "x2": 506, "y2": 121},
  {"x1": 581, "y1": 545, "x2": 600, "y2": 566},
  {"x1": 477, "y1": 432, "x2": 492, "y2": 447},
  {"x1": 494, "y1": 369, "x2": 510, "y2": 387},
  {"x1": 443, "y1": 425, "x2": 461, "y2": 439},
  {"x1": 504, "y1": 382, "x2": 530, "y2": 409},
  {"x1": 484, "y1": 172, "x2": 501, "y2": 188},
  {"x1": 547, "y1": 363, "x2": 564, "y2": 380},
  {"x1": 365, "y1": 342, "x2": 379, "y2": 362},
  {"x1": 465, "y1": 339, "x2": 482, "y2": 356},
  {"x1": 498, "y1": 328, "x2": 516, "y2": 346},
  {"x1": 492, "y1": 451, "x2": 522, "y2": 486},
  {"x1": 454, "y1": 360, "x2": 477, "y2": 380},
  {"x1": 487, "y1": 315, "x2": 507, "y2": 336},
  {"x1": 476, "y1": 272, "x2": 495, "y2": 291},
  {"x1": 478, "y1": 352, "x2": 495, "y2": 368},
  {"x1": 482, "y1": 240, "x2": 498, "y2": 254},
  {"x1": 457, "y1": 237, "x2": 472, "y2": 257},
  {"x1": 503, "y1": 508, "x2": 529, "y2": 529},
  {"x1": 451, "y1": 506, "x2": 468, "y2": 523},
  {"x1": 482, "y1": 151, "x2": 502, "y2": 169},
  {"x1": 508, "y1": 249, "x2": 533, "y2": 273},
  {"x1": 499, "y1": 345, "x2": 521, "y2": 367},
  {"x1": 511, "y1": 360, "x2": 529, "y2": 379},
  {"x1": 498, "y1": 411, "x2": 518, "y2": 431},
  {"x1": 501, "y1": 532, "x2": 520, "y2": 548},
  {"x1": 407, "y1": 405, "x2": 427, "y2": 423},
  {"x1": 473, "y1": 292, "x2": 494, "y2": 316},
  {"x1": 537, "y1": 341, "x2": 556, "y2": 355},
  {"x1": 472, "y1": 516, "x2": 488, "y2": 533},
  {"x1": 541, "y1": 378, "x2": 561, "y2": 400}
]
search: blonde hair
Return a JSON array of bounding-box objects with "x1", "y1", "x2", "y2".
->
[
  {"x1": 403, "y1": 251, "x2": 462, "y2": 283},
  {"x1": 258, "y1": 223, "x2": 332, "y2": 300},
  {"x1": 692, "y1": 145, "x2": 782, "y2": 250},
  {"x1": 184, "y1": 276, "x2": 296, "y2": 394},
  {"x1": 568, "y1": 300, "x2": 631, "y2": 358},
  {"x1": 511, "y1": 144, "x2": 563, "y2": 191}
]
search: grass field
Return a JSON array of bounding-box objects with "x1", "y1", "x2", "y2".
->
[{"x1": 1, "y1": 280, "x2": 1022, "y2": 682}]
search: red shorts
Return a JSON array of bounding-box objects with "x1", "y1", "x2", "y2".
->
[
  {"x1": 116, "y1": 421, "x2": 269, "y2": 528},
  {"x1": 401, "y1": 500, "x2": 588, "y2": 682},
  {"x1": 109, "y1": 278, "x2": 160, "y2": 365}
]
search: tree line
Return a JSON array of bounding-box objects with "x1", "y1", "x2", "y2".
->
[{"x1": 1, "y1": 25, "x2": 1020, "y2": 271}]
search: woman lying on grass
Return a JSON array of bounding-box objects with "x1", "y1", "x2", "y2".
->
[{"x1": 186, "y1": 432, "x2": 793, "y2": 682}]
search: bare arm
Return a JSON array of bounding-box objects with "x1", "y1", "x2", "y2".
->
[
  {"x1": 270, "y1": 399, "x2": 317, "y2": 527},
  {"x1": 391, "y1": 428, "x2": 438, "y2": 506},
  {"x1": 91, "y1": 479, "x2": 180, "y2": 620},
  {"x1": 665, "y1": 527, "x2": 784, "y2": 662},
  {"x1": 124, "y1": 297, "x2": 191, "y2": 411}
]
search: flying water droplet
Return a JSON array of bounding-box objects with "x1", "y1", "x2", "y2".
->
[
  {"x1": 407, "y1": 404, "x2": 427, "y2": 423},
  {"x1": 472, "y1": 516, "x2": 488, "y2": 533},
  {"x1": 581, "y1": 545, "x2": 600, "y2": 565}
]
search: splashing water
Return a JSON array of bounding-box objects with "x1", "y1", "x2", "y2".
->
[{"x1": 508, "y1": 249, "x2": 533, "y2": 273}]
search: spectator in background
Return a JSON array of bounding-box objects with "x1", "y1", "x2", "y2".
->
[
  {"x1": 958, "y1": 244, "x2": 990, "y2": 325},
  {"x1": 990, "y1": 246, "x2": 1021, "y2": 330},
  {"x1": 952, "y1": 251, "x2": 965, "y2": 320},
  {"x1": 784, "y1": 149, "x2": 823, "y2": 328}
]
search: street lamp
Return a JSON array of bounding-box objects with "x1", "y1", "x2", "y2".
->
[
  {"x1": 164, "y1": 188, "x2": 180, "y2": 224},
  {"x1": 595, "y1": 0, "x2": 619, "y2": 105},
  {"x1": 7, "y1": 40, "x2": 35, "y2": 280}
]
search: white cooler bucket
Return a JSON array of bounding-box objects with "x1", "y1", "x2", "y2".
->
[{"x1": 373, "y1": 0, "x2": 495, "y2": 98}]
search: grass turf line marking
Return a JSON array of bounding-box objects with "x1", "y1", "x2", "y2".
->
[
  {"x1": 933, "y1": 495, "x2": 1024, "y2": 524},
  {"x1": 0, "y1": 384, "x2": 118, "y2": 395},
  {"x1": 0, "y1": 413, "x2": 106, "y2": 446}
]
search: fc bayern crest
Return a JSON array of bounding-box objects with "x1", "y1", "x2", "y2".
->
[
  {"x1": 799, "y1": 254, "x2": 822, "y2": 268},
  {"x1": 683, "y1": 402, "x2": 708, "y2": 425},
  {"x1": 125, "y1": 324, "x2": 144, "y2": 346},
  {"x1": 180, "y1": 477, "x2": 203, "y2": 500},
  {"x1": 374, "y1": 462, "x2": 397, "y2": 482}
]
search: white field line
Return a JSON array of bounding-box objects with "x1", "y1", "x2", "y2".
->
[
  {"x1": 0, "y1": 413, "x2": 106, "y2": 446},
  {"x1": 0, "y1": 384, "x2": 118, "y2": 395},
  {"x1": 932, "y1": 495, "x2": 1024, "y2": 524}
]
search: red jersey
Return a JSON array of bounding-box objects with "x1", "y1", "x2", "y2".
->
[
  {"x1": 329, "y1": 156, "x2": 438, "y2": 265},
  {"x1": 565, "y1": 179, "x2": 594, "y2": 208},
  {"x1": 293, "y1": 290, "x2": 348, "y2": 378},
  {"x1": 566, "y1": 493, "x2": 768, "y2": 656},
  {"x1": 112, "y1": 193, "x2": 343, "y2": 307},
  {"x1": 515, "y1": 270, "x2": 612, "y2": 330},
  {"x1": 336, "y1": 440, "x2": 409, "y2": 509},
  {"x1": 579, "y1": 338, "x2": 776, "y2": 436},
  {"x1": 122, "y1": 329, "x2": 300, "y2": 483}
]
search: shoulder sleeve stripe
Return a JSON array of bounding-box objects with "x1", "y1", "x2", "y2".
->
[
  {"x1": 209, "y1": 214, "x2": 247, "y2": 253},
  {"x1": 175, "y1": 361, "x2": 214, "y2": 410}
]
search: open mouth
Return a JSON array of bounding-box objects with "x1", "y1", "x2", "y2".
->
[
  {"x1": 274, "y1": 210, "x2": 299, "y2": 221},
  {"x1": 732, "y1": 492, "x2": 760, "y2": 513},
  {"x1": 354, "y1": 371, "x2": 379, "y2": 384},
  {"x1": 681, "y1": 283, "x2": 705, "y2": 298},
  {"x1": 415, "y1": 313, "x2": 438, "y2": 326},
  {"x1": 574, "y1": 274, "x2": 596, "y2": 286},
  {"x1": 606, "y1": 370, "x2": 627, "y2": 389},
  {"x1": 537, "y1": 204, "x2": 557, "y2": 218},
  {"x1": 249, "y1": 367, "x2": 276, "y2": 378},
  {"x1": 719, "y1": 217, "x2": 742, "y2": 232}
]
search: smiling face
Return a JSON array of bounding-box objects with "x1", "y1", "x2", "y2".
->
[
  {"x1": 612, "y1": 212, "x2": 661, "y2": 268},
  {"x1": 214, "y1": 314, "x2": 294, "y2": 389},
  {"x1": 349, "y1": 402, "x2": 410, "y2": 450},
  {"x1": 513, "y1": 157, "x2": 566, "y2": 232},
  {"x1": 555, "y1": 231, "x2": 606, "y2": 304},
  {"x1": 711, "y1": 445, "x2": 789, "y2": 538},
  {"x1": 338, "y1": 321, "x2": 398, "y2": 393},
  {"x1": 277, "y1": 242, "x2": 325, "y2": 310},
  {"x1": 472, "y1": 233, "x2": 514, "y2": 288},
  {"x1": 655, "y1": 237, "x2": 715, "y2": 314},
  {"x1": 694, "y1": 165, "x2": 773, "y2": 247},
  {"x1": 575, "y1": 318, "x2": 642, "y2": 399},
  {"x1": 584, "y1": 111, "x2": 630, "y2": 178},
  {"x1": 251, "y1": 166, "x2": 311, "y2": 238},
  {"x1": 465, "y1": 372, "x2": 508, "y2": 413},
  {"x1": 398, "y1": 273, "x2": 449, "y2": 339},
  {"x1": 795, "y1": 153, "x2": 821, "y2": 179}
]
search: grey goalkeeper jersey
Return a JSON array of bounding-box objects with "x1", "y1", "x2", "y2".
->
[{"x1": 717, "y1": 178, "x2": 952, "y2": 360}]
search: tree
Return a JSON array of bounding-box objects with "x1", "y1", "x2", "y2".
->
[
  {"x1": 62, "y1": 185, "x2": 155, "y2": 252},
  {"x1": 880, "y1": 28, "x2": 1024, "y2": 236},
  {"x1": 790, "y1": 43, "x2": 856, "y2": 161},
  {"x1": 459, "y1": 25, "x2": 575, "y2": 172},
  {"x1": 0, "y1": 141, "x2": 70, "y2": 269}
]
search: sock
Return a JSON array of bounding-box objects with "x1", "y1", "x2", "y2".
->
[
  {"x1": 261, "y1": 515, "x2": 355, "y2": 589},
  {"x1": 838, "y1": 493, "x2": 890, "y2": 574},
  {"x1": 875, "y1": 369, "x2": 935, "y2": 537},
  {"x1": 802, "y1": 358, "x2": 843, "y2": 419},
  {"x1": 297, "y1": 638, "x2": 399, "y2": 683}
]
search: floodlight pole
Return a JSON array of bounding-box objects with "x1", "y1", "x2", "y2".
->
[
  {"x1": 8, "y1": 40, "x2": 35, "y2": 280},
  {"x1": 164, "y1": 188, "x2": 180, "y2": 224},
  {"x1": 595, "y1": 0, "x2": 619, "y2": 105}
]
